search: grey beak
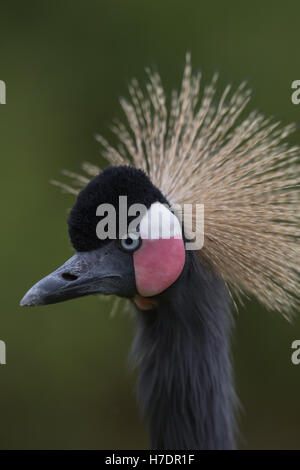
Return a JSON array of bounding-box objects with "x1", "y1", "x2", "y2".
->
[{"x1": 20, "y1": 242, "x2": 136, "y2": 306}]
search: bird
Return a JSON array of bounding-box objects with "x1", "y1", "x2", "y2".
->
[{"x1": 20, "y1": 54, "x2": 299, "y2": 450}]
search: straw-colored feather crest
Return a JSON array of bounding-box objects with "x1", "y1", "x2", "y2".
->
[{"x1": 54, "y1": 54, "x2": 300, "y2": 316}]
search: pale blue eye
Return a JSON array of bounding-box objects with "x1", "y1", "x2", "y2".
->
[{"x1": 120, "y1": 235, "x2": 142, "y2": 252}]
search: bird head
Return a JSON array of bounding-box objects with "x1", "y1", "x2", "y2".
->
[
  {"x1": 20, "y1": 166, "x2": 186, "y2": 310},
  {"x1": 20, "y1": 54, "x2": 299, "y2": 317}
]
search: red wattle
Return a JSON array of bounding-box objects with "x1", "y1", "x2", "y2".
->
[{"x1": 133, "y1": 238, "x2": 185, "y2": 297}]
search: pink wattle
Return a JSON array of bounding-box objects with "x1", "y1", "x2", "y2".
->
[{"x1": 133, "y1": 238, "x2": 185, "y2": 297}]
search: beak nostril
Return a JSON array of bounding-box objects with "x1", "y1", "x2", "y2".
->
[{"x1": 61, "y1": 272, "x2": 78, "y2": 281}]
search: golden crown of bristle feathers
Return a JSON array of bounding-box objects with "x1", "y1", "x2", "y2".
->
[{"x1": 53, "y1": 54, "x2": 300, "y2": 316}]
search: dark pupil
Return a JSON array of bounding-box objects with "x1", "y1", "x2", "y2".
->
[{"x1": 126, "y1": 237, "x2": 134, "y2": 245}]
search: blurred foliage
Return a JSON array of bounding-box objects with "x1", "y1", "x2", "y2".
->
[{"x1": 0, "y1": 0, "x2": 299, "y2": 449}]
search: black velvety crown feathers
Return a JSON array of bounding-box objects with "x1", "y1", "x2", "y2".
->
[{"x1": 68, "y1": 166, "x2": 168, "y2": 252}]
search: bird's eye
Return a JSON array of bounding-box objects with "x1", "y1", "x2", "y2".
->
[{"x1": 120, "y1": 234, "x2": 142, "y2": 252}]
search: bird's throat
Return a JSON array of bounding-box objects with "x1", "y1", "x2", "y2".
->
[{"x1": 131, "y1": 252, "x2": 237, "y2": 450}]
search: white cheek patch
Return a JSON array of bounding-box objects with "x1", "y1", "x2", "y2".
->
[
  {"x1": 139, "y1": 202, "x2": 182, "y2": 240},
  {"x1": 133, "y1": 202, "x2": 185, "y2": 298}
]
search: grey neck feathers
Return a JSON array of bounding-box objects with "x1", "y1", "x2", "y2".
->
[{"x1": 130, "y1": 251, "x2": 237, "y2": 450}]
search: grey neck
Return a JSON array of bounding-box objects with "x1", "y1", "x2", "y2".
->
[{"x1": 130, "y1": 252, "x2": 237, "y2": 450}]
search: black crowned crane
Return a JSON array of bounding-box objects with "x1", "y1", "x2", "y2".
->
[{"x1": 20, "y1": 55, "x2": 299, "y2": 450}]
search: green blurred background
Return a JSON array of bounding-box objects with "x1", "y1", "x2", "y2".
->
[{"x1": 0, "y1": 0, "x2": 299, "y2": 449}]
